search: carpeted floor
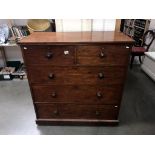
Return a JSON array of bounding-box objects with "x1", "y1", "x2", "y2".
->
[{"x1": 0, "y1": 65, "x2": 155, "y2": 135}]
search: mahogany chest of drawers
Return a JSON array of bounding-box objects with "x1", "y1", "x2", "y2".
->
[{"x1": 19, "y1": 31, "x2": 134, "y2": 125}]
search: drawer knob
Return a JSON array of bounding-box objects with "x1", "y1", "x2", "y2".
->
[
  {"x1": 53, "y1": 110, "x2": 58, "y2": 115},
  {"x1": 95, "y1": 111, "x2": 100, "y2": 116},
  {"x1": 46, "y1": 52, "x2": 53, "y2": 59},
  {"x1": 98, "y1": 72, "x2": 104, "y2": 79},
  {"x1": 48, "y1": 73, "x2": 55, "y2": 79},
  {"x1": 99, "y1": 51, "x2": 106, "y2": 58},
  {"x1": 51, "y1": 92, "x2": 56, "y2": 98},
  {"x1": 97, "y1": 92, "x2": 102, "y2": 98}
]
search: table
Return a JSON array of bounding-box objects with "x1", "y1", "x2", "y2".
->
[{"x1": 0, "y1": 42, "x2": 17, "y2": 66}]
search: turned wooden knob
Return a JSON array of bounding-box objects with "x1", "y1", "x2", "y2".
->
[
  {"x1": 46, "y1": 52, "x2": 53, "y2": 59},
  {"x1": 99, "y1": 49, "x2": 106, "y2": 58},
  {"x1": 48, "y1": 73, "x2": 54, "y2": 79},
  {"x1": 51, "y1": 92, "x2": 56, "y2": 98},
  {"x1": 97, "y1": 92, "x2": 102, "y2": 98},
  {"x1": 98, "y1": 72, "x2": 104, "y2": 79},
  {"x1": 53, "y1": 110, "x2": 58, "y2": 115}
]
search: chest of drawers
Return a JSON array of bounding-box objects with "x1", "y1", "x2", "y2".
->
[{"x1": 19, "y1": 31, "x2": 134, "y2": 125}]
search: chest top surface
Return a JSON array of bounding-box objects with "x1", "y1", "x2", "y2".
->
[{"x1": 18, "y1": 31, "x2": 134, "y2": 45}]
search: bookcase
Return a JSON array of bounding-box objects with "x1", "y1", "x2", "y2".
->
[{"x1": 122, "y1": 19, "x2": 150, "y2": 46}]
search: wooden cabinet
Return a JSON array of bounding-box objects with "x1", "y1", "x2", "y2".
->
[{"x1": 19, "y1": 31, "x2": 134, "y2": 125}]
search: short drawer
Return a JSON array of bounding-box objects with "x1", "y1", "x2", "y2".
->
[
  {"x1": 76, "y1": 45, "x2": 130, "y2": 66},
  {"x1": 21, "y1": 45, "x2": 75, "y2": 65},
  {"x1": 32, "y1": 85, "x2": 122, "y2": 104},
  {"x1": 36, "y1": 104, "x2": 119, "y2": 120},
  {"x1": 28, "y1": 66, "x2": 126, "y2": 85}
]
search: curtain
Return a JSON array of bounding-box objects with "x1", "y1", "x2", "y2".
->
[{"x1": 55, "y1": 19, "x2": 116, "y2": 32}]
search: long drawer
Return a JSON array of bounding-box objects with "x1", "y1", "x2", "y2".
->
[
  {"x1": 35, "y1": 104, "x2": 119, "y2": 120},
  {"x1": 76, "y1": 45, "x2": 130, "y2": 66},
  {"x1": 22, "y1": 45, "x2": 75, "y2": 65},
  {"x1": 27, "y1": 66, "x2": 126, "y2": 85},
  {"x1": 32, "y1": 85, "x2": 122, "y2": 104}
]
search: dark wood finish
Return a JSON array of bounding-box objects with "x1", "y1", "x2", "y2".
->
[
  {"x1": 36, "y1": 119, "x2": 119, "y2": 126},
  {"x1": 19, "y1": 31, "x2": 134, "y2": 126},
  {"x1": 76, "y1": 45, "x2": 131, "y2": 66},
  {"x1": 21, "y1": 45, "x2": 75, "y2": 65},
  {"x1": 35, "y1": 104, "x2": 119, "y2": 119},
  {"x1": 28, "y1": 66, "x2": 126, "y2": 85},
  {"x1": 18, "y1": 31, "x2": 133, "y2": 45},
  {"x1": 32, "y1": 85, "x2": 122, "y2": 104}
]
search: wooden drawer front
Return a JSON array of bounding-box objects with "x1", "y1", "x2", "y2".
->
[
  {"x1": 33, "y1": 85, "x2": 122, "y2": 104},
  {"x1": 76, "y1": 45, "x2": 130, "y2": 66},
  {"x1": 36, "y1": 104, "x2": 58, "y2": 119},
  {"x1": 28, "y1": 66, "x2": 126, "y2": 85},
  {"x1": 36, "y1": 104, "x2": 118, "y2": 119},
  {"x1": 22, "y1": 45, "x2": 75, "y2": 65}
]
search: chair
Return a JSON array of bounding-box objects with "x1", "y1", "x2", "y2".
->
[{"x1": 130, "y1": 30, "x2": 155, "y2": 69}]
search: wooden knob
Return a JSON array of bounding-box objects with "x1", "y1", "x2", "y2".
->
[
  {"x1": 95, "y1": 111, "x2": 100, "y2": 116},
  {"x1": 98, "y1": 72, "x2": 104, "y2": 79},
  {"x1": 51, "y1": 92, "x2": 56, "y2": 98},
  {"x1": 97, "y1": 92, "x2": 102, "y2": 98},
  {"x1": 46, "y1": 52, "x2": 53, "y2": 59},
  {"x1": 99, "y1": 50, "x2": 106, "y2": 58},
  {"x1": 48, "y1": 73, "x2": 54, "y2": 79},
  {"x1": 53, "y1": 110, "x2": 58, "y2": 115}
]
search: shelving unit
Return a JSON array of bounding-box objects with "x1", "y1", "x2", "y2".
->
[
  {"x1": 122, "y1": 19, "x2": 150, "y2": 46},
  {"x1": 0, "y1": 19, "x2": 28, "y2": 80}
]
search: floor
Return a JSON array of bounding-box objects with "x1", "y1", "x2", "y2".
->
[{"x1": 0, "y1": 65, "x2": 155, "y2": 135}]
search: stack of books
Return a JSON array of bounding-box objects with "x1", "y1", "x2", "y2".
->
[{"x1": 9, "y1": 26, "x2": 30, "y2": 41}]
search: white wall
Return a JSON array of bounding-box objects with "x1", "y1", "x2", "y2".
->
[{"x1": 13, "y1": 19, "x2": 28, "y2": 25}]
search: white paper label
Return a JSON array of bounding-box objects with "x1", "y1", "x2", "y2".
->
[
  {"x1": 4, "y1": 75, "x2": 10, "y2": 79},
  {"x1": 64, "y1": 51, "x2": 69, "y2": 55}
]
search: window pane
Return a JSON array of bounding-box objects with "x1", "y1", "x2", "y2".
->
[{"x1": 62, "y1": 19, "x2": 81, "y2": 32}]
